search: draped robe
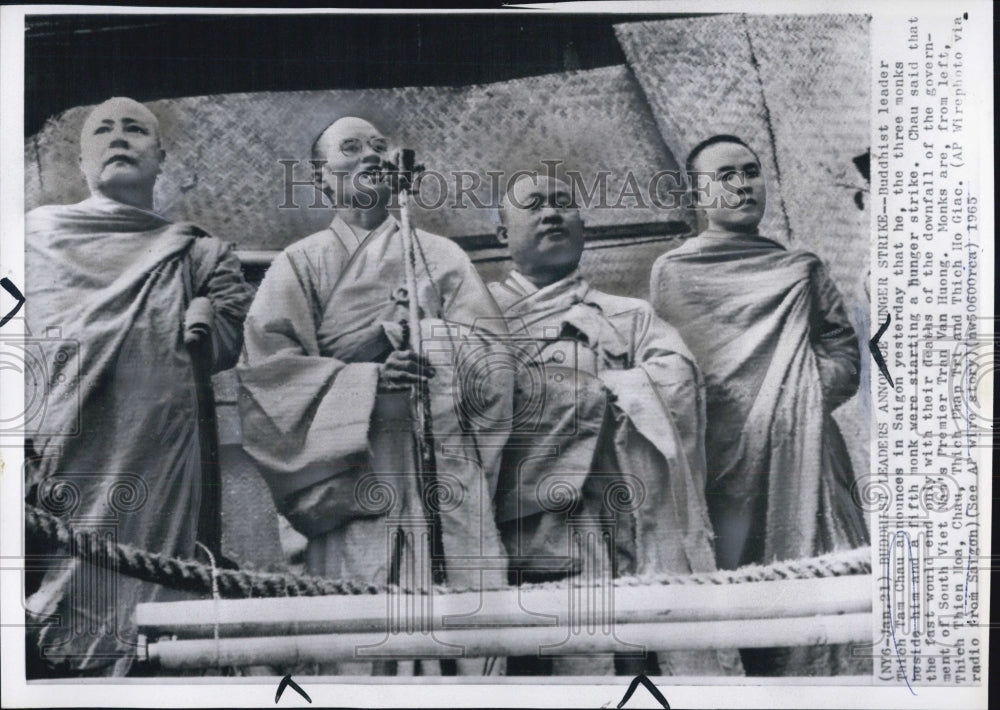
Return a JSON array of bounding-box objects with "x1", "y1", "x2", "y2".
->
[
  {"x1": 489, "y1": 271, "x2": 742, "y2": 677},
  {"x1": 23, "y1": 196, "x2": 253, "y2": 676},
  {"x1": 650, "y1": 231, "x2": 869, "y2": 676},
  {"x1": 237, "y1": 215, "x2": 512, "y2": 675}
]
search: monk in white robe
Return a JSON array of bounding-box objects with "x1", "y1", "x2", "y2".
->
[
  {"x1": 490, "y1": 174, "x2": 742, "y2": 677},
  {"x1": 237, "y1": 118, "x2": 511, "y2": 676},
  {"x1": 24, "y1": 98, "x2": 253, "y2": 677}
]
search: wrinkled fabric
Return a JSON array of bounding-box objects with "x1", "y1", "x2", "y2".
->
[
  {"x1": 238, "y1": 215, "x2": 511, "y2": 676},
  {"x1": 651, "y1": 231, "x2": 869, "y2": 677},
  {"x1": 24, "y1": 196, "x2": 252, "y2": 676},
  {"x1": 650, "y1": 231, "x2": 867, "y2": 565},
  {"x1": 489, "y1": 271, "x2": 742, "y2": 677}
]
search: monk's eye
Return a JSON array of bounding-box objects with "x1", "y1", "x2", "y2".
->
[
  {"x1": 340, "y1": 139, "x2": 362, "y2": 156},
  {"x1": 94, "y1": 126, "x2": 111, "y2": 135},
  {"x1": 125, "y1": 125, "x2": 148, "y2": 135},
  {"x1": 528, "y1": 195, "x2": 545, "y2": 210},
  {"x1": 552, "y1": 193, "x2": 575, "y2": 209},
  {"x1": 745, "y1": 166, "x2": 761, "y2": 178}
]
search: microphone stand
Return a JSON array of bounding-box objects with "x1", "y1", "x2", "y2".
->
[{"x1": 393, "y1": 152, "x2": 446, "y2": 587}]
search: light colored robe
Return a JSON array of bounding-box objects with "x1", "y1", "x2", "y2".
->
[
  {"x1": 489, "y1": 270, "x2": 742, "y2": 677},
  {"x1": 238, "y1": 215, "x2": 512, "y2": 676},
  {"x1": 24, "y1": 196, "x2": 252, "y2": 676},
  {"x1": 650, "y1": 231, "x2": 867, "y2": 567},
  {"x1": 650, "y1": 230, "x2": 869, "y2": 676}
]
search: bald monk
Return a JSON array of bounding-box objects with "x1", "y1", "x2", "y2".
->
[
  {"x1": 650, "y1": 135, "x2": 867, "y2": 675},
  {"x1": 24, "y1": 98, "x2": 254, "y2": 677},
  {"x1": 489, "y1": 173, "x2": 742, "y2": 677},
  {"x1": 237, "y1": 117, "x2": 512, "y2": 676}
]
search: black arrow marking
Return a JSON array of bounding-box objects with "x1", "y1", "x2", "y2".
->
[
  {"x1": 275, "y1": 674, "x2": 312, "y2": 704},
  {"x1": 0, "y1": 278, "x2": 25, "y2": 328},
  {"x1": 869, "y1": 313, "x2": 895, "y2": 388},
  {"x1": 617, "y1": 673, "x2": 670, "y2": 709}
]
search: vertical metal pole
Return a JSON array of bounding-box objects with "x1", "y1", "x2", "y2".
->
[{"x1": 397, "y1": 188, "x2": 446, "y2": 586}]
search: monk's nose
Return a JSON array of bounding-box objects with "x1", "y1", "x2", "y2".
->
[{"x1": 360, "y1": 143, "x2": 382, "y2": 162}]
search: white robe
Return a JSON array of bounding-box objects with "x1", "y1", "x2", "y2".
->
[
  {"x1": 238, "y1": 215, "x2": 512, "y2": 675},
  {"x1": 489, "y1": 270, "x2": 743, "y2": 676}
]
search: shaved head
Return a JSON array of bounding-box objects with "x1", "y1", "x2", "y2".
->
[
  {"x1": 311, "y1": 116, "x2": 381, "y2": 164},
  {"x1": 309, "y1": 116, "x2": 391, "y2": 216},
  {"x1": 81, "y1": 97, "x2": 161, "y2": 148},
  {"x1": 687, "y1": 136, "x2": 766, "y2": 233},
  {"x1": 497, "y1": 173, "x2": 584, "y2": 287},
  {"x1": 79, "y1": 96, "x2": 164, "y2": 209}
]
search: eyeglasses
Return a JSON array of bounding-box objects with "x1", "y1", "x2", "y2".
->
[{"x1": 339, "y1": 137, "x2": 389, "y2": 157}]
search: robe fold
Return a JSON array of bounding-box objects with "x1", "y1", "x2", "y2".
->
[
  {"x1": 650, "y1": 231, "x2": 869, "y2": 677},
  {"x1": 650, "y1": 231, "x2": 867, "y2": 567},
  {"x1": 489, "y1": 271, "x2": 742, "y2": 677},
  {"x1": 238, "y1": 215, "x2": 512, "y2": 675},
  {"x1": 24, "y1": 196, "x2": 253, "y2": 676}
]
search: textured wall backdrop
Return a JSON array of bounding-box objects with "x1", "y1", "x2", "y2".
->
[
  {"x1": 616, "y1": 14, "x2": 871, "y2": 479},
  {"x1": 615, "y1": 14, "x2": 871, "y2": 304},
  {"x1": 24, "y1": 66, "x2": 688, "y2": 243},
  {"x1": 25, "y1": 63, "x2": 698, "y2": 305}
]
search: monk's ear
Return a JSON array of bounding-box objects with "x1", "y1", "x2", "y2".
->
[
  {"x1": 312, "y1": 170, "x2": 332, "y2": 207},
  {"x1": 495, "y1": 225, "x2": 508, "y2": 246}
]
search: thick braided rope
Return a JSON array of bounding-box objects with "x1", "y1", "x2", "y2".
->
[
  {"x1": 26, "y1": 505, "x2": 384, "y2": 598},
  {"x1": 26, "y1": 504, "x2": 870, "y2": 599}
]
